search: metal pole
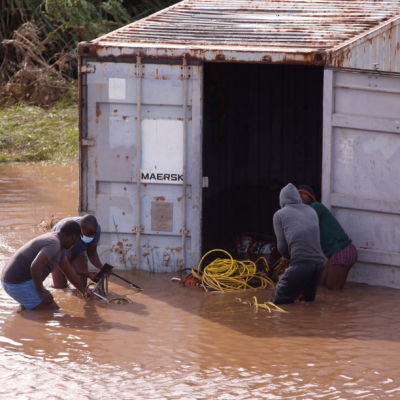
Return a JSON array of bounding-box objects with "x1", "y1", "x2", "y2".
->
[
  {"x1": 135, "y1": 55, "x2": 143, "y2": 269},
  {"x1": 181, "y1": 57, "x2": 189, "y2": 269}
]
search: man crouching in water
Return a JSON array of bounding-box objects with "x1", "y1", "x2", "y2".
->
[
  {"x1": 51, "y1": 214, "x2": 102, "y2": 289},
  {"x1": 270, "y1": 183, "x2": 326, "y2": 305},
  {"x1": 1, "y1": 220, "x2": 92, "y2": 311}
]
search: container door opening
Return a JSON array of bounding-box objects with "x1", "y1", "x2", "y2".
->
[{"x1": 202, "y1": 63, "x2": 324, "y2": 252}]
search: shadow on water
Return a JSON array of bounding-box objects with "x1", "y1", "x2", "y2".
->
[
  {"x1": 18, "y1": 301, "x2": 139, "y2": 332},
  {"x1": 0, "y1": 296, "x2": 142, "y2": 364},
  {"x1": 127, "y1": 270, "x2": 400, "y2": 343}
]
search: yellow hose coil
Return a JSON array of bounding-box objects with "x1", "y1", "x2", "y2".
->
[{"x1": 192, "y1": 249, "x2": 275, "y2": 292}]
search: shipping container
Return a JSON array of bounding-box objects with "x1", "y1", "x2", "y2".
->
[{"x1": 78, "y1": 0, "x2": 400, "y2": 287}]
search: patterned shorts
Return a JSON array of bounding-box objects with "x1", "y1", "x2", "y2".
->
[{"x1": 329, "y1": 243, "x2": 358, "y2": 268}]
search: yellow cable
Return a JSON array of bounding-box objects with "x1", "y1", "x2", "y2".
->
[
  {"x1": 192, "y1": 249, "x2": 275, "y2": 293},
  {"x1": 252, "y1": 296, "x2": 287, "y2": 313}
]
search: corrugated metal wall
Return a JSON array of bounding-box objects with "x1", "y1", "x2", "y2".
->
[{"x1": 202, "y1": 63, "x2": 323, "y2": 251}]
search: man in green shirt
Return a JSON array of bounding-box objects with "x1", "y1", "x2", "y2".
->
[{"x1": 298, "y1": 185, "x2": 358, "y2": 290}]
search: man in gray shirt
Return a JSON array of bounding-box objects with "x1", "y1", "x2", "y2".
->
[
  {"x1": 270, "y1": 183, "x2": 326, "y2": 304},
  {"x1": 2, "y1": 220, "x2": 92, "y2": 310}
]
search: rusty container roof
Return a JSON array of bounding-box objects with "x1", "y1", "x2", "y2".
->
[{"x1": 81, "y1": 0, "x2": 400, "y2": 70}]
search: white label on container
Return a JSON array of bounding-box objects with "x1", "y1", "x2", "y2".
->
[
  {"x1": 141, "y1": 119, "x2": 184, "y2": 184},
  {"x1": 109, "y1": 78, "x2": 126, "y2": 100}
]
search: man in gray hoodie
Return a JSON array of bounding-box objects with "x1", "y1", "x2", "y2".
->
[{"x1": 271, "y1": 183, "x2": 326, "y2": 304}]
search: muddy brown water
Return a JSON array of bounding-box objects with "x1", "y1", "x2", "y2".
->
[{"x1": 0, "y1": 163, "x2": 400, "y2": 399}]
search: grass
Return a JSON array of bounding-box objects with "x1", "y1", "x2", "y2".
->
[{"x1": 0, "y1": 100, "x2": 78, "y2": 163}]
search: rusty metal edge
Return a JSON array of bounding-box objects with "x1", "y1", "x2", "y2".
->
[
  {"x1": 327, "y1": 15, "x2": 400, "y2": 66},
  {"x1": 77, "y1": 42, "x2": 327, "y2": 66}
]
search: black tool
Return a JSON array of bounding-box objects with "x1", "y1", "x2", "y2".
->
[
  {"x1": 91, "y1": 264, "x2": 113, "y2": 301},
  {"x1": 94, "y1": 263, "x2": 114, "y2": 281},
  {"x1": 103, "y1": 263, "x2": 143, "y2": 292}
]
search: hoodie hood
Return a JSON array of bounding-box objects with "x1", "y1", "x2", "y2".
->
[{"x1": 279, "y1": 183, "x2": 302, "y2": 208}]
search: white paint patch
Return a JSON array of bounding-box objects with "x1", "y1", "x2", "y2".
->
[{"x1": 108, "y1": 78, "x2": 126, "y2": 100}]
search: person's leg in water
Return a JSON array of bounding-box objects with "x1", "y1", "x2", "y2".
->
[
  {"x1": 323, "y1": 243, "x2": 357, "y2": 290},
  {"x1": 71, "y1": 255, "x2": 90, "y2": 288},
  {"x1": 302, "y1": 262, "x2": 325, "y2": 301},
  {"x1": 270, "y1": 263, "x2": 308, "y2": 305},
  {"x1": 52, "y1": 265, "x2": 68, "y2": 288},
  {"x1": 319, "y1": 262, "x2": 328, "y2": 286},
  {"x1": 324, "y1": 261, "x2": 350, "y2": 290},
  {"x1": 52, "y1": 254, "x2": 89, "y2": 289}
]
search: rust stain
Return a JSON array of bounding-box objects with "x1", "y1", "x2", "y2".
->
[
  {"x1": 122, "y1": 115, "x2": 128, "y2": 120},
  {"x1": 154, "y1": 196, "x2": 165, "y2": 201},
  {"x1": 262, "y1": 55, "x2": 272, "y2": 63},
  {"x1": 331, "y1": 48, "x2": 351, "y2": 68},
  {"x1": 96, "y1": 104, "x2": 101, "y2": 118}
]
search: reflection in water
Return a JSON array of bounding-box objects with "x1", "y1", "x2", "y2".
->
[{"x1": 0, "y1": 163, "x2": 400, "y2": 399}]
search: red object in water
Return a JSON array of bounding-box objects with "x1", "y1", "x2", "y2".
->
[{"x1": 181, "y1": 276, "x2": 200, "y2": 287}]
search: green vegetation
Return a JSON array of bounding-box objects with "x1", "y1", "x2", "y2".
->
[
  {"x1": 0, "y1": 0, "x2": 179, "y2": 163},
  {"x1": 0, "y1": 0, "x2": 179, "y2": 90},
  {"x1": 0, "y1": 100, "x2": 78, "y2": 162}
]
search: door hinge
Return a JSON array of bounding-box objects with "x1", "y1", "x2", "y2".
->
[{"x1": 81, "y1": 138, "x2": 95, "y2": 146}]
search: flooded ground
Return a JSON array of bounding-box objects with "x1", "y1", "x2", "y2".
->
[{"x1": 0, "y1": 163, "x2": 400, "y2": 399}]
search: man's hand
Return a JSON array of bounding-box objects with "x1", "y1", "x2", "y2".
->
[
  {"x1": 39, "y1": 288, "x2": 54, "y2": 305},
  {"x1": 87, "y1": 271, "x2": 101, "y2": 282},
  {"x1": 81, "y1": 287, "x2": 93, "y2": 299},
  {"x1": 280, "y1": 257, "x2": 289, "y2": 268}
]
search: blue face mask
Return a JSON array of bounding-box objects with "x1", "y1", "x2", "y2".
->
[{"x1": 81, "y1": 235, "x2": 94, "y2": 244}]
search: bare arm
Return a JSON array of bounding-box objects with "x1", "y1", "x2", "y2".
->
[
  {"x1": 30, "y1": 251, "x2": 53, "y2": 304},
  {"x1": 58, "y1": 258, "x2": 91, "y2": 297},
  {"x1": 87, "y1": 244, "x2": 102, "y2": 270}
]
